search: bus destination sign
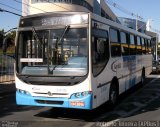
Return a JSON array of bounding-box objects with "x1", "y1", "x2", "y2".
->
[
  {"x1": 41, "y1": 16, "x2": 74, "y2": 26},
  {"x1": 20, "y1": 14, "x2": 88, "y2": 27}
]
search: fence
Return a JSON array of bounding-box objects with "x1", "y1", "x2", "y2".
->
[{"x1": 0, "y1": 54, "x2": 15, "y2": 83}]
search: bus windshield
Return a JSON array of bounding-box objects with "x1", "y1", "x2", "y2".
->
[{"x1": 17, "y1": 27, "x2": 88, "y2": 76}]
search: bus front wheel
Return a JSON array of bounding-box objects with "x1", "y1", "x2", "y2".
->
[{"x1": 109, "y1": 82, "x2": 118, "y2": 106}]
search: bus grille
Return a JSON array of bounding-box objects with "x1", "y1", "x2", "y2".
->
[
  {"x1": 35, "y1": 100, "x2": 64, "y2": 105},
  {"x1": 33, "y1": 92, "x2": 68, "y2": 96}
]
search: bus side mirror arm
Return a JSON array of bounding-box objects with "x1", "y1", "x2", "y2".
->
[{"x1": 2, "y1": 38, "x2": 7, "y2": 55}]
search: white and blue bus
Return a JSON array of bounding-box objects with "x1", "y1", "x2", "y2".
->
[{"x1": 15, "y1": 11, "x2": 152, "y2": 110}]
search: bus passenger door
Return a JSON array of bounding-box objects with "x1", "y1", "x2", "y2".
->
[{"x1": 92, "y1": 29, "x2": 110, "y2": 106}]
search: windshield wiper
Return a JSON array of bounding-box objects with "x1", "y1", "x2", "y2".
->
[
  {"x1": 32, "y1": 26, "x2": 42, "y2": 50},
  {"x1": 47, "y1": 25, "x2": 70, "y2": 74},
  {"x1": 54, "y1": 25, "x2": 70, "y2": 65},
  {"x1": 57, "y1": 25, "x2": 70, "y2": 45}
]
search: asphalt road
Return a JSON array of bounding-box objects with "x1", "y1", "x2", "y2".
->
[{"x1": 0, "y1": 74, "x2": 160, "y2": 127}]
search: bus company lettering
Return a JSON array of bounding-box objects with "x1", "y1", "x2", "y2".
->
[
  {"x1": 111, "y1": 60, "x2": 121, "y2": 72},
  {"x1": 32, "y1": 87, "x2": 40, "y2": 91},
  {"x1": 32, "y1": 0, "x2": 72, "y2": 4},
  {"x1": 56, "y1": 88, "x2": 67, "y2": 93},
  {"x1": 51, "y1": 0, "x2": 72, "y2": 3},
  {"x1": 123, "y1": 56, "x2": 136, "y2": 72},
  {"x1": 32, "y1": 87, "x2": 67, "y2": 93}
]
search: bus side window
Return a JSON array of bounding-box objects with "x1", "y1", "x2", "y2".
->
[
  {"x1": 136, "y1": 36, "x2": 142, "y2": 55},
  {"x1": 110, "y1": 28, "x2": 121, "y2": 57},
  {"x1": 147, "y1": 39, "x2": 152, "y2": 54},
  {"x1": 141, "y1": 38, "x2": 146, "y2": 54},
  {"x1": 92, "y1": 29, "x2": 109, "y2": 76},
  {"x1": 146, "y1": 40, "x2": 151, "y2": 54},
  {"x1": 120, "y1": 31, "x2": 129, "y2": 56},
  {"x1": 145, "y1": 39, "x2": 149, "y2": 54},
  {"x1": 129, "y1": 34, "x2": 136, "y2": 55}
]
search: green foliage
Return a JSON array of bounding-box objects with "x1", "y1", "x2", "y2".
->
[
  {"x1": 0, "y1": 30, "x2": 16, "y2": 54},
  {"x1": 5, "y1": 31, "x2": 16, "y2": 46},
  {"x1": 6, "y1": 31, "x2": 16, "y2": 41}
]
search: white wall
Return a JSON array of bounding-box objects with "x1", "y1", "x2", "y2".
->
[{"x1": 22, "y1": 0, "x2": 29, "y2": 16}]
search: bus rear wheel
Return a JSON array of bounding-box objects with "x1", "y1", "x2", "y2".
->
[
  {"x1": 141, "y1": 68, "x2": 145, "y2": 86},
  {"x1": 109, "y1": 82, "x2": 118, "y2": 106}
]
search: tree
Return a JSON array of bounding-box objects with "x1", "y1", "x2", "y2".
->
[
  {"x1": 5, "y1": 31, "x2": 16, "y2": 46},
  {"x1": 2, "y1": 30, "x2": 16, "y2": 54}
]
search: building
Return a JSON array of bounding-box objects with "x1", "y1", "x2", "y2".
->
[
  {"x1": 22, "y1": 0, "x2": 30, "y2": 16},
  {"x1": 22, "y1": 0, "x2": 119, "y2": 22},
  {"x1": 118, "y1": 17, "x2": 146, "y2": 33}
]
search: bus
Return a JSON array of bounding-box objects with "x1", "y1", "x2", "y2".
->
[{"x1": 15, "y1": 11, "x2": 152, "y2": 110}]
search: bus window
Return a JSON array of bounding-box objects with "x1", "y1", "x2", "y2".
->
[
  {"x1": 110, "y1": 28, "x2": 121, "y2": 57},
  {"x1": 147, "y1": 39, "x2": 152, "y2": 54},
  {"x1": 141, "y1": 38, "x2": 146, "y2": 54},
  {"x1": 129, "y1": 34, "x2": 136, "y2": 55},
  {"x1": 120, "y1": 31, "x2": 129, "y2": 56},
  {"x1": 17, "y1": 28, "x2": 88, "y2": 76},
  {"x1": 148, "y1": 40, "x2": 152, "y2": 54},
  {"x1": 92, "y1": 29, "x2": 109, "y2": 76},
  {"x1": 145, "y1": 39, "x2": 149, "y2": 54},
  {"x1": 136, "y1": 36, "x2": 142, "y2": 55}
]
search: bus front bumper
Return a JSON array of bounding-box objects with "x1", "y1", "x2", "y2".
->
[{"x1": 16, "y1": 91, "x2": 93, "y2": 110}]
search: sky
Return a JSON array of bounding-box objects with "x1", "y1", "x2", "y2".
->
[
  {"x1": 0, "y1": 0, "x2": 160, "y2": 34},
  {"x1": 0, "y1": 0, "x2": 21, "y2": 32},
  {"x1": 106, "y1": 0, "x2": 160, "y2": 33}
]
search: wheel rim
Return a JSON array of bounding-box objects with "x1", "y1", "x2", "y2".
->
[
  {"x1": 110, "y1": 88, "x2": 117, "y2": 104},
  {"x1": 141, "y1": 76, "x2": 144, "y2": 83},
  {"x1": 141, "y1": 70, "x2": 145, "y2": 84}
]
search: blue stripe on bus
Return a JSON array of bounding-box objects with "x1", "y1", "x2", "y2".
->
[{"x1": 16, "y1": 92, "x2": 93, "y2": 110}]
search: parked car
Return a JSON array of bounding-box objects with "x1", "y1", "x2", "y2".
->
[{"x1": 152, "y1": 60, "x2": 160, "y2": 73}]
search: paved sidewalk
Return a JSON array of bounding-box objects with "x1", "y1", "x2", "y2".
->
[{"x1": 0, "y1": 82, "x2": 16, "y2": 96}]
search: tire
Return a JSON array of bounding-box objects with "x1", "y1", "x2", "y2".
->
[
  {"x1": 141, "y1": 68, "x2": 145, "y2": 86},
  {"x1": 109, "y1": 82, "x2": 118, "y2": 107}
]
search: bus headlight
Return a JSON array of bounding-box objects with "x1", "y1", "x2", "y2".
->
[
  {"x1": 75, "y1": 93, "x2": 81, "y2": 98},
  {"x1": 81, "y1": 91, "x2": 87, "y2": 97},
  {"x1": 73, "y1": 91, "x2": 92, "y2": 98},
  {"x1": 17, "y1": 89, "x2": 30, "y2": 95}
]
